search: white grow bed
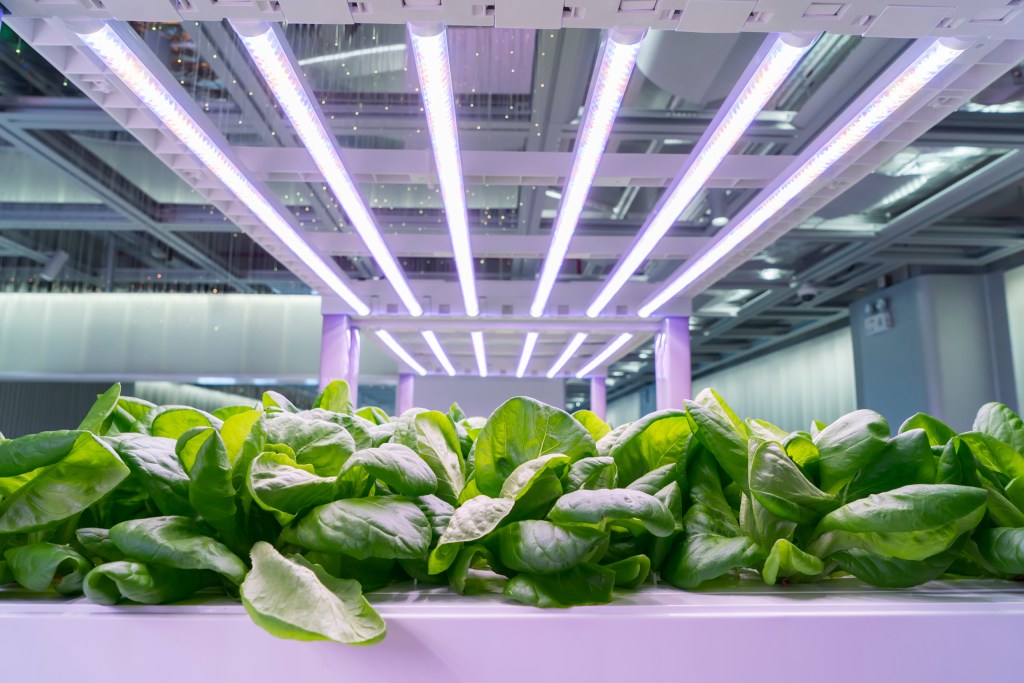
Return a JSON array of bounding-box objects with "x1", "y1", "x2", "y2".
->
[{"x1": 1, "y1": 580, "x2": 1023, "y2": 682}]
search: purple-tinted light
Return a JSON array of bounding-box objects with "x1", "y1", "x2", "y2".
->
[
  {"x1": 547, "y1": 333, "x2": 587, "y2": 379},
  {"x1": 422, "y1": 331, "x2": 457, "y2": 377},
  {"x1": 516, "y1": 332, "x2": 539, "y2": 378},
  {"x1": 471, "y1": 331, "x2": 488, "y2": 378},
  {"x1": 375, "y1": 330, "x2": 428, "y2": 376},
  {"x1": 575, "y1": 333, "x2": 633, "y2": 379}
]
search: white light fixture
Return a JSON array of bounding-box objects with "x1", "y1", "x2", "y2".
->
[
  {"x1": 530, "y1": 28, "x2": 645, "y2": 318},
  {"x1": 546, "y1": 332, "x2": 588, "y2": 379},
  {"x1": 586, "y1": 34, "x2": 815, "y2": 318},
  {"x1": 297, "y1": 43, "x2": 405, "y2": 67},
  {"x1": 638, "y1": 39, "x2": 965, "y2": 318},
  {"x1": 235, "y1": 23, "x2": 422, "y2": 316},
  {"x1": 409, "y1": 23, "x2": 479, "y2": 317},
  {"x1": 375, "y1": 330, "x2": 427, "y2": 376},
  {"x1": 75, "y1": 24, "x2": 370, "y2": 316},
  {"x1": 516, "y1": 332, "x2": 539, "y2": 378},
  {"x1": 421, "y1": 330, "x2": 456, "y2": 377},
  {"x1": 471, "y1": 331, "x2": 487, "y2": 378},
  {"x1": 575, "y1": 333, "x2": 633, "y2": 379}
]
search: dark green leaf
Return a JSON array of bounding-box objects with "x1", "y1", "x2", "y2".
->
[
  {"x1": 899, "y1": 413, "x2": 955, "y2": 447},
  {"x1": 75, "y1": 528, "x2": 126, "y2": 563},
  {"x1": 105, "y1": 434, "x2": 192, "y2": 516},
  {"x1": 264, "y1": 413, "x2": 357, "y2": 477},
  {"x1": 83, "y1": 561, "x2": 215, "y2": 605},
  {"x1": 180, "y1": 428, "x2": 236, "y2": 526},
  {"x1": 958, "y1": 432, "x2": 1024, "y2": 479},
  {"x1": 78, "y1": 383, "x2": 121, "y2": 434},
  {"x1": 831, "y1": 547, "x2": 957, "y2": 588},
  {"x1": 281, "y1": 498, "x2": 431, "y2": 560},
  {"x1": 337, "y1": 443, "x2": 437, "y2": 496},
  {"x1": 974, "y1": 402, "x2": 1024, "y2": 454},
  {"x1": 4, "y1": 543, "x2": 91, "y2": 594},
  {"x1": 565, "y1": 456, "x2": 617, "y2": 493},
  {"x1": 842, "y1": 429, "x2": 936, "y2": 502},
  {"x1": 685, "y1": 390, "x2": 749, "y2": 490},
  {"x1": 547, "y1": 488, "x2": 675, "y2": 537},
  {"x1": 609, "y1": 410, "x2": 691, "y2": 486},
  {"x1": 749, "y1": 439, "x2": 835, "y2": 524},
  {"x1": 447, "y1": 544, "x2": 500, "y2": 595},
  {"x1": 761, "y1": 539, "x2": 824, "y2": 585},
  {"x1": 0, "y1": 430, "x2": 81, "y2": 477},
  {"x1": 604, "y1": 554, "x2": 651, "y2": 589},
  {"x1": 661, "y1": 533, "x2": 763, "y2": 589},
  {"x1": 247, "y1": 451, "x2": 334, "y2": 523},
  {"x1": 393, "y1": 411, "x2": 465, "y2": 504},
  {"x1": 503, "y1": 563, "x2": 615, "y2": 608},
  {"x1": 473, "y1": 397, "x2": 595, "y2": 497},
  {"x1": 110, "y1": 516, "x2": 247, "y2": 584},
  {"x1": 428, "y1": 495, "x2": 515, "y2": 574},
  {"x1": 975, "y1": 527, "x2": 1024, "y2": 575},
  {"x1": 497, "y1": 520, "x2": 607, "y2": 575},
  {"x1": 814, "y1": 409, "x2": 889, "y2": 493}
]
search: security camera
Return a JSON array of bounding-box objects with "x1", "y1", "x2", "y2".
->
[{"x1": 797, "y1": 283, "x2": 818, "y2": 302}]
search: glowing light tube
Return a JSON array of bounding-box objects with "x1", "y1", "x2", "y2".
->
[
  {"x1": 575, "y1": 333, "x2": 633, "y2": 379},
  {"x1": 471, "y1": 331, "x2": 487, "y2": 378},
  {"x1": 639, "y1": 39, "x2": 965, "y2": 318},
  {"x1": 586, "y1": 33, "x2": 813, "y2": 318},
  {"x1": 421, "y1": 330, "x2": 456, "y2": 376},
  {"x1": 516, "y1": 332, "x2": 539, "y2": 378},
  {"x1": 235, "y1": 23, "x2": 422, "y2": 316},
  {"x1": 547, "y1": 333, "x2": 588, "y2": 379},
  {"x1": 375, "y1": 330, "x2": 427, "y2": 376},
  {"x1": 531, "y1": 29, "x2": 644, "y2": 318},
  {"x1": 409, "y1": 23, "x2": 479, "y2": 317},
  {"x1": 75, "y1": 24, "x2": 370, "y2": 316}
]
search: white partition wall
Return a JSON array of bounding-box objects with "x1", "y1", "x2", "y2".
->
[
  {"x1": 1006, "y1": 265, "x2": 1024, "y2": 413},
  {"x1": 414, "y1": 377, "x2": 565, "y2": 417},
  {"x1": 694, "y1": 328, "x2": 857, "y2": 432}
]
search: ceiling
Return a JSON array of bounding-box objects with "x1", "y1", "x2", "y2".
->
[{"x1": 0, "y1": 1, "x2": 1023, "y2": 409}]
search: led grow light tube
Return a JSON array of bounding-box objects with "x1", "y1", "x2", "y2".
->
[
  {"x1": 409, "y1": 23, "x2": 479, "y2": 317},
  {"x1": 298, "y1": 43, "x2": 405, "y2": 67},
  {"x1": 375, "y1": 330, "x2": 427, "y2": 376},
  {"x1": 546, "y1": 332, "x2": 588, "y2": 379},
  {"x1": 575, "y1": 333, "x2": 633, "y2": 379},
  {"x1": 530, "y1": 29, "x2": 644, "y2": 318},
  {"x1": 586, "y1": 33, "x2": 814, "y2": 318},
  {"x1": 235, "y1": 23, "x2": 422, "y2": 317},
  {"x1": 421, "y1": 330, "x2": 457, "y2": 377},
  {"x1": 471, "y1": 331, "x2": 487, "y2": 378},
  {"x1": 638, "y1": 38, "x2": 965, "y2": 318},
  {"x1": 516, "y1": 332, "x2": 539, "y2": 378},
  {"x1": 74, "y1": 23, "x2": 370, "y2": 316}
]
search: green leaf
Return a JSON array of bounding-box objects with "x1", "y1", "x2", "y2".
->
[
  {"x1": 151, "y1": 406, "x2": 221, "y2": 440},
  {"x1": 411, "y1": 494, "x2": 454, "y2": 545},
  {"x1": 899, "y1": 413, "x2": 955, "y2": 447},
  {"x1": 75, "y1": 528, "x2": 126, "y2": 563},
  {"x1": 609, "y1": 410, "x2": 691, "y2": 486},
  {"x1": 958, "y1": 432, "x2": 1024, "y2": 479},
  {"x1": 604, "y1": 554, "x2": 651, "y2": 589},
  {"x1": 78, "y1": 383, "x2": 121, "y2": 434},
  {"x1": 263, "y1": 391, "x2": 299, "y2": 413},
  {"x1": 448, "y1": 402, "x2": 467, "y2": 423},
  {"x1": 784, "y1": 434, "x2": 820, "y2": 473},
  {"x1": 748, "y1": 439, "x2": 836, "y2": 524},
  {"x1": 447, "y1": 544, "x2": 499, "y2": 595},
  {"x1": 473, "y1": 397, "x2": 595, "y2": 497},
  {"x1": 497, "y1": 520, "x2": 607, "y2": 575},
  {"x1": 313, "y1": 380, "x2": 353, "y2": 414},
  {"x1": 685, "y1": 390, "x2": 749, "y2": 490},
  {"x1": 356, "y1": 406, "x2": 390, "y2": 425},
  {"x1": 281, "y1": 498, "x2": 431, "y2": 560},
  {"x1": 547, "y1": 488, "x2": 675, "y2": 537},
  {"x1": 179, "y1": 428, "x2": 236, "y2": 526},
  {"x1": 110, "y1": 516, "x2": 247, "y2": 585},
  {"x1": 503, "y1": 563, "x2": 615, "y2": 608},
  {"x1": 814, "y1": 409, "x2": 889, "y2": 493},
  {"x1": 247, "y1": 451, "x2": 334, "y2": 524},
  {"x1": 211, "y1": 405, "x2": 255, "y2": 421},
  {"x1": 596, "y1": 423, "x2": 629, "y2": 459},
  {"x1": 761, "y1": 539, "x2": 824, "y2": 585},
  {"x1": 662, "y1": 533, "x2": 763, "y2": 589},
  {"x1": 220, "y1": 409, "x2": 262, "y2": 463},
  {"x1": 974, "y1": 402, "x2": 1024, "y2": 454},
  {"x1": 393, "y1": 411, "x2": 465, "y2": 505},
  {"x1": 625, "y1": 462, "x2": 677, "y2": 495},
  {"x1": 565, "y1": 456, "x2": 617, "y2": 493},
  {"x1": 807, "y1": 484, "x2": 988, "y2": 561},
  {"x1": 842, "y1": 429, "x2": 936, "y2": 503},
  {"x1": 337, "y1": 444, "x2": 437, "y2": 497},
  {"x1": 105, "y1": 434, "x2": 192, "y2": 516},
  {"x1": 428, "y1": 495, "x2": 515, "y2": 574},
  {"x1": 572, "y1": 410, "x2": 611, "y2": 441},
  {"x1": 0, "y1": 433, "x2": 129, "y2": 534},
  {"x1": 264, "y1": 413, "x2": 357, "y2": 477},
  {"x1": 4, "y1": 543, "x2": 91, "y2": 594},
  {"x1": 740, "y1": 492, "x2": 797, "y2": 550},
  {"x1": 0, "y1": 430, "x2": 81, "y2": 477},
  {"x1": 831, "y1": 547, "x2": 957, "y2": 588},
  {"x1": 83, "y1": 561, "x2": 216, "y2": 605},
  {"x1": 975, "y1": 528, "x2": 1024, "y2": 575},
  {"x1": 746, "y1": 419, "x2": 790, "y2": 443}
]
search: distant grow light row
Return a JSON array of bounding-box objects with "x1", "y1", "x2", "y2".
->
[{"x1": 373, "y1": 330, "x2": 634, "y2": 379}]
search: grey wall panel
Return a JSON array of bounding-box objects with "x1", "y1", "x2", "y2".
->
[{"x1": 413, "y1": 377, "x2": 564, "y2": 418}]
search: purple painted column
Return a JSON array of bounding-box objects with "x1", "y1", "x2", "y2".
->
[
  {"x1": 319, "y1": 314, "x2": 351, "y2": 390},
  {"x1": 590, "y1": 376, "x2": 607, "y2": 420},
  {"x1": 397, "y1": 373, "x2": 415, "y2": 415},
  {"x1": 655, "y1": 316, "x2": 691, "y2": 411},
  {"x1": 347, "y1": 328, "x2": 361, "y2": 408}
]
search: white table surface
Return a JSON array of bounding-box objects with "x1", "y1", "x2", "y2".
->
[{"x1": 2, "y1": 579, "x2": 1023, "y2": 682}]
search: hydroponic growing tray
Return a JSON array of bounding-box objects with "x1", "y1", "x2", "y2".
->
[{"x1": 2, "y1": 580, "x2": 1022, "y2": 683}]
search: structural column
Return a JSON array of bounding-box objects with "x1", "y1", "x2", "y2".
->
[
  {"x1": 590, "y1": 376, "x2": 607, "y2": 420},
  {"x1": 346, "y1": 328, "x2": 361, "y2": 408},
  {"x1": 318, "y1": 314, "x2": 351, "y2": 391},
  {"x1": 397, "y1": 373, "x2": 415, "y2": 415},
  {"x1": 655, "y1": 316, "x2": 691, "y2": 411}
]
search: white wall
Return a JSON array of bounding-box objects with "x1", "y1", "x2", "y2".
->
[
  {"x1": 1006, "y1": 265, "x2": 1024, "y2": 412},
  {"x1": 413, "y1": 377, "x2": 565, "y2": 418},
  {"x1": 694, "y1": 327, "x2": 857, "y2": 432}
]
